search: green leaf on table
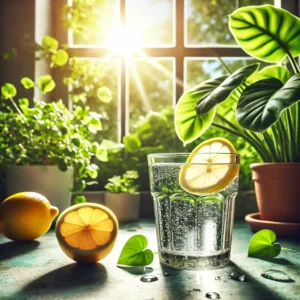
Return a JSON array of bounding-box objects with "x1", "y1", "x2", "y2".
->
[
  {"x1": 118, "y1": 235, "x2": 154, "y2": 266},
  {"x1": 1, "y1": 83, "x2": 17, "y2": 99},
  {"x1": 236, "y1": 74, "x2": 300, "y2": 132},
  {"x1": 51, "y1": 49, "x2": 69, "y2": 66},
  {"x1": 3, "y1": 48, "x2": 17, "y2": 60},
  {"x1": 123, "y1": 134, "x2": 142, "y2": 153},
  {"x1": 248, "y1": 229, "x2": 281, "y2": 258},
  {"x1": 229, "y1": 5, "x2": 300, "y2": 62},
  {"x1": 38, "y1": 75, "x2": 56, "y2": 94},
  {"x1": 97, "y1": 86, "x2": 112, "y2": 103},
  {"x1": 21, "y1": 77, "x2": 35, "y2": 89},
  {"x1": 42, "y1": 36, "x2": 59, "y2": 52}
]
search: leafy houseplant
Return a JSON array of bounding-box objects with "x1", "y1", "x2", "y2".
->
[
  {"x1": 104, "y1": 171, "x2": 141, "y2": 222},
  {"x1": 175, "y1": 5, "x2": 300, "y2": 223},
  {"x1": 0, "y1": 80, "x2": 106, "y2": 211}
]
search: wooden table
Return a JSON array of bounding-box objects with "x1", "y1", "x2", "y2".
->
[{"x1": 1, "y1": 219, "x2": 299, "y2": 300}]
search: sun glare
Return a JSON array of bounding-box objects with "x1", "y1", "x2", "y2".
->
[{"x1": 110, "y1": 26, "x2": 141, "y2": 56}]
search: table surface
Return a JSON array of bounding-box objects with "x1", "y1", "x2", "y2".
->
[{"x1": 1, "y1": 219, "x2": 300, "y2": 300}]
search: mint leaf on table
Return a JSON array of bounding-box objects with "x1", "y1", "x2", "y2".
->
[
  {"x1": 118, "y1": 235, "x2": 154, "y2": 266},
  {"x1": 248, "y1": 229, "x2": 281, "y2": 258}
]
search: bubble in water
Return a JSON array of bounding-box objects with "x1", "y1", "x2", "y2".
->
[
  {"x1": 261, "y1": 269, "x2": 294, "y2": 282},
  {"x1": 206, "y1": 292, "x2": 220, "y2": 299},
  {"x1": 215, "y1": 276, "x2": 221, "y2": 280},
  {"x1": 229, "y1": 272, "x2": 246, "y2": 282},
  {"x1": 140, "y1": 275, "x2": 158, "y2": 283},
  {"x1": 193, "y1": 288, "x2": 201, "y2": 292}
]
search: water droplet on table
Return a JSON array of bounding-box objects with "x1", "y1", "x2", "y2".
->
[
  {"x1": 206, "y1": 292, "x2": 220, "y2": 299},
  {"x1": 229, "y1": 272, "x2": 246, "y2": 282},
  {"x1": 261, "y1": 269, "x2": 294, "y2": 282},
  {"x1": 215, "y1": 276, "x2": 221, "y2": 280},
  {"x1": 193, "y1": 288, "x2": 201, "y2": 292},
  {"x1": 140, "y1": 275, "x2": 158, "y2": 283},
  {"x1": 164, "y1": 272, "x2": 172, "y2": 276}
]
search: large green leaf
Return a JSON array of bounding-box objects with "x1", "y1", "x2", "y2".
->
[
  {"x1": 258, "y1": 66, "x2": 290, "y2": 84},
  {"x1": 118, "y1": 235, "x2": 154, "y2": 266},
  {"x1": 236, "y1": 74, "x2": 300, "y2": 132},
  {"x1": 229, "y1": 5, "x2": 300, "y2": 62},
  {"x1": 248, "y1": 229, "x2": 281, "y2": 258},
  {"x1": 175, "y1": 77, "x2": 224, "y2": 145},
  {"x1": 196, "y1": 64, "x2": 259, "y2": 117}
]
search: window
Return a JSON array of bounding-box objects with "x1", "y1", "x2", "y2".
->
[{"x1": 57, "y1": 0, "x2": 283, "y2": 143}]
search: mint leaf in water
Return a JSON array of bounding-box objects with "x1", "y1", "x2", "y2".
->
[
  {"x1": 118, "y1": 235, "x2": 154, "y2": 266},
  {"x1": 248, "y1": 229, "x2": 281, "y2": 258}
]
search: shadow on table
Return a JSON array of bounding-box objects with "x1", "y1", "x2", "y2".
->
[
  {"x1": 15, "y1": 263, "x2": 107, "y2": 297},
  {"x1": 255, "y1": 257, "x2": 293, "y2": 266},
  {"x1": 0, "y1": 240, "x2": 40, "y2": 260},
  {"x1": 159, "y1": 261, "x2": 282, "y2": 300}
]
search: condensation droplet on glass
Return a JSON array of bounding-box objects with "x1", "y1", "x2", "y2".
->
[
  {"x1": 215, "y1": 276, "x2": 221, "y2": 280},
  {"x1": 193, "y1": 288, "x2": 201, "y2": 292},
  {"x1": 206, "y1": 292, "x2": 220, "y2": 299},
  {"x1": 164, "y1": 272, "x2": 172, "y2": 276},
  {"x1": 140, "y1": 275, "x2": 158, "y2": 283}
]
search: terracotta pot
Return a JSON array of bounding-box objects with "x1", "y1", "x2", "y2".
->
[
  {"x1": 251, "y1": 163, "x2": 300, "y2": 223},
  {"x1": 105, "y1": 192, "x2": 140, "y2": 222}
]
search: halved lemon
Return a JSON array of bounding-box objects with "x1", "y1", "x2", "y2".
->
[
  {"x1": 179, "y1": 137, "x2": 239, "y2": 195},
  {"x1": 55, "y1": 203, "x2": 118, "y2": 263}
]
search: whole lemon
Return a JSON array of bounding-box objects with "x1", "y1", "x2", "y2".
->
[
  {"x1": 55, "y1": 203, "x2": 118, "y2": 263},
  {"x1": 0, "y1": 192, "x2": 59, "y2": 241}
]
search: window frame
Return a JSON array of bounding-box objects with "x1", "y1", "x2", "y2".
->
[{"x1": 51, "y1": 0, "x2": 294, "y2": 142}]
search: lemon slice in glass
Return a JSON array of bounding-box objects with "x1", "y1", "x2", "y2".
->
[{"x1": 179, "y1": 137, "x2": 239, "y2": 195}]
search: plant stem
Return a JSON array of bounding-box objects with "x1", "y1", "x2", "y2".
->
[
  {"x1": 9, "y1": 97, "x2": 26, "y2": 120},
  {"x1": 212, "y1": 122, "x2": 270, "y2": 162},
  {"x1": 287, "y1": 53, "x2": 300, "y2": 74}
]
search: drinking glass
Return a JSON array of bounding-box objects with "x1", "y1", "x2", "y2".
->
[{"x1": 148, "y1": 153, "x2": 240, "y2": 269}]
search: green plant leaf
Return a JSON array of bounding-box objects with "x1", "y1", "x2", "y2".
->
[
  {"x1": 258, "y1": 66, "x2": 290, "y2": 84},
  {"x1": 38, "y1": 75, "x2": 56, "y2": 94},
  {"x1": 248, "y1": 229, "x2": 281, "y2": 258},
  {"x1": 229, "y1": 5, "x2": 300, "y2": 62},
  {"x1": 118, "y1": 235, "x2": 154, "y2": 266},
  {"x1": 196, "y1": 64, "x2": 259, "y2": 117},
  {"x1": 3, "y1": 48, "x2": 17, "y2": 60},
  {"x1": 236, "y1": 74, "x2": 300, "y2": 132},
  {"x1": 21, "y1": 77, "x2": 35, "y2": 89},
  {"x1": 174, "y1": 77, "x2": 222, "y2": 145},
  {"x1": 96, "y1": 147, "x2": 108, "y2": 162},
  {"x1": 97, "y1": 86, "x2": 112, "y2": 103},
  {"x1": 51, "y1": 49, "x2": 69, "y2": 66},
  {"x1": 123, "y1": 134, "x2": 142, "y2": 152},
  {"x1": 88, "y1": 117, "x2": 102, "y2": 133},
  {"x1": 58, "y1": 158, "x2": 68, "y2": 172},
  {"x1": 1, "y1": 83, "x2": 17, "y2": 99},
  {"x1": 74, "y1": 195, "x2": 86, "y2": 204},
  {"x1": 42, "y1": 36, "x2": 59, "y2": 52}
]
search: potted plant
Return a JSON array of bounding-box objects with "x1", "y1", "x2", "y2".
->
[
  {"x1": 0, "y1": 80, "x2": 106, "y2": 213},
  {"x1": 104, "y1": 170, "x2": 140, "y2": 222},
  {"x1": 174, "y1": 5, "x2": 300, "y2": 223}
]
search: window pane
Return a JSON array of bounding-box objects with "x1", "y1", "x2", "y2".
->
[
  {"x1": 69, "y1": 58, "x2": 120, "y2": 141},
  {"x1": 70, "y1": 0, "x2": 120, "y2": 46},
  {"x1": 126, "y1": 0, "x2": 175, "y2": 47},
  {"x1": 185, "y1": 0, "x2": 274, "y2": 46},
  {"x1": 127, "y1": 58, "x2": 175, "y2": 131}
]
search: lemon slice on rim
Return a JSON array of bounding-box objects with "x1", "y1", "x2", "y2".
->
[{"x1": 179, "y1": 137, "x2": 239, "y2": 195}]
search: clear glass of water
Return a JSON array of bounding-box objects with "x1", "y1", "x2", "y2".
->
[{"x1": 148, "y1": 153, "x2": 240, "y2": 270}]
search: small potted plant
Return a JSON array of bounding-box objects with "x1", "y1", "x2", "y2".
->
[
  {"x1": 104, "y1": 170, "x2": 140, "y2": 222},
  {"x1": 174, "y1": 5, "x2": 300, "y2": 225},
  {"x1": 0, "y1": 80, "x2": 106, "y2": 212}
]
